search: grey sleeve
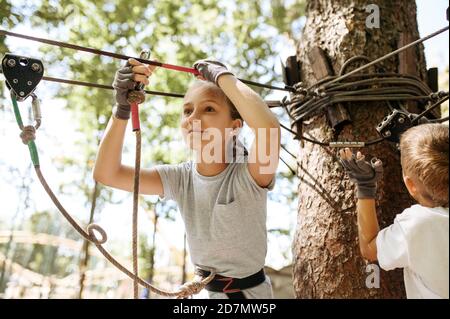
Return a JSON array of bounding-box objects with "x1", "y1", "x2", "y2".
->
[
  {"x1": 154, "y1": 163, "x2": 186, "y2": 202},
  {"x1": 236, "y1": 163, "x2": 276, "y2": 195}
]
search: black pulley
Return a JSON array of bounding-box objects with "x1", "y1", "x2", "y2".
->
[
  {"x1": 376, "y1": 109, "x2": 427, "y2": 144},
  {"x1": 1, "y1": 53, "x2": 44, "y2": 102}
]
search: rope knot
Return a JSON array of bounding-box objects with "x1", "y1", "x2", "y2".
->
[
  {"x1": 177, "y1": 280, "x2": 205, "y2": 299},
  {"x1": 20, "y1": 125, "x2": 36, "y2": 144},
  {"x1": 127, "y1": 90, "x2": 146, "y2": 104}
]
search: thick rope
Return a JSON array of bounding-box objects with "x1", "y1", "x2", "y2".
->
[
  {"x1": 132, "y1": 130, "x2": 141, "y2": 299},
  {"x1": 286, "y1": 66, "x2": 449, "y2": 147},
  {"x1": 284, "y1": 24, "x2": 449, "y2": 147}
]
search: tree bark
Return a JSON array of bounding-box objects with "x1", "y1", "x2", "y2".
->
[{"x1": 293, "y1": 0, "x2": 427, "y2": 298}]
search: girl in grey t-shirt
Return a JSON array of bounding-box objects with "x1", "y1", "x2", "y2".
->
[{"x1": 94, "y1": 58, "x2": 280, "y2": 298}]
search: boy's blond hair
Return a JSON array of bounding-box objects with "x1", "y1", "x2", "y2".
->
[{"x1": 400, "y1": 123, "x2": 449, "y2": 207}]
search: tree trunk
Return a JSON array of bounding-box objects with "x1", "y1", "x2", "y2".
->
[{"x1": 293, "y1": 0, "x2": 427, "y2": 298}]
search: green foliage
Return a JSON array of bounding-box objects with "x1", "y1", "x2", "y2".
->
[
  {"x1": 138, "y1": 232, "x2": 155, "y2": 281},
  {"x1": 24, "y1": 0, "x2": 304, "y2": 223},
  {"x1": 0, "y1": 0, "x2": 26, "y2": 105},
  {"x1": 268, "y1": 228, "x2": 290, "y2": 236},
  {"x1": 0, "y1": 0, "x2": 24, "y2": 53},
  {"x1": 5, "y1": 0, "x2": 306, "y2": 169}
]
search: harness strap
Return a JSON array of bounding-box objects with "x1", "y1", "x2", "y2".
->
[{"x1": 196, "y1": 268, "x2": 266, "y2": 299}]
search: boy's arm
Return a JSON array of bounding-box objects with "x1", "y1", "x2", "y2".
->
[
  {"x1": 357, "y1": 198, "x2": 380, "y2": 261},
  {"x1": 194, "y1": 60, "x2": 280, "y2": 187},
  {"x1": 339, "y1": 148, "x2": 383, "y2": 261}
]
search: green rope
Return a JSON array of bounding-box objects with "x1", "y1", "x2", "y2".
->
[
  {"x1": 11, "y1": 94, "x2": 40, "y2": 167},
  {"x1": 11, "y1": 94, "x2": 24, "y2": 129}
]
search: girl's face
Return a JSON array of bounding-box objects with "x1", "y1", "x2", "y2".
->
[{"x1": 181, "y1": 82, "x2": 241, "y2": 153}]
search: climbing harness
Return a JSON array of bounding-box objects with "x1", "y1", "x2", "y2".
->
[
  {"x1": 195, "y1": 268, "x2": 266, "y2": 299},
  {"x1": 2, "y1": 53, "x2": 215, "y2": 298}
]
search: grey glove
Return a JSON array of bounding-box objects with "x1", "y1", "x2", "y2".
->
[
  {"x1": 193, "y1": 59, "x2": 234, "y2": 85},
  {"x1": 340, "y1": 154, "x2": 383, "y2": 199},
  {"x1": 112, "y1": 62, "x2": 136, "y2": 120}
]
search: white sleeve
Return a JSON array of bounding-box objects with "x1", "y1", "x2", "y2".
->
[{"x1": 376, "y1": 216, "x2": 410, "y2": 271}]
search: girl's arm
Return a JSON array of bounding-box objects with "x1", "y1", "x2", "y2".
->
[
  {"x1": 218, "y1": 75, "x2": 281, "y2": 187},
  {"x1": 93, "y1": 58, "x2": 163, "y2": 196},
  {"x1": 93, "y1": 116, "x2": 164, "y2": 196}
]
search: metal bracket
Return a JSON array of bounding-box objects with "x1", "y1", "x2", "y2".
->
[
  {"x1": 1, "y1": 53, "x2": 44, "y2": 102},
  {"x1": 376, "y1": 109, "x2": 416, "y2": 143}
]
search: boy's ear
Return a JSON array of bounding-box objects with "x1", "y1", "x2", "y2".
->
[{"x1": 403, "y1": 175, "x2": 417, "y2": 197}]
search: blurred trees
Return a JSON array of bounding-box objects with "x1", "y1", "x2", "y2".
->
[{"x1": 0, "y1": 0, "x2": 305, "y2": 297}]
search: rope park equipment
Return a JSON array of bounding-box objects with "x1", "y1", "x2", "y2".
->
[
  {"x1": 0, "y1": 23, "x2": 449, "y2": 298},
  {"x1": 281, "y1": 25, "x2": 449, "y2": 147},
  {"x1": 1, "y1": 25, "x2": 448, "y2": 149}
]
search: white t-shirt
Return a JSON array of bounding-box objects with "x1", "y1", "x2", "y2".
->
[{"x1": 376, "y1": 204, "x2": 449, "y2": 299}]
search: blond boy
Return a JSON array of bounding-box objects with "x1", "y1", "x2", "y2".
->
[{"x1": 339, "y1": 123, "x2": 449, "y2": 299}]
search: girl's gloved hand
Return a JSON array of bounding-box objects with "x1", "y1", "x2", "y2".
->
[
  {"x1": 193, "y1": 59, "x2": 234, "y2": 85},
  {"x1": 112, "y1": 58, "x2": 153, "y2": 120}
]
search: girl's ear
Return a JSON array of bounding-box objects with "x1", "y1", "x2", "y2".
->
[{"x1": 232, "y1": 118, "x2": 243, "y2": 131}]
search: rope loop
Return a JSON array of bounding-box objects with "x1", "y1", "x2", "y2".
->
[{"x1": 86, "y1": 223, "x2": 108, "y2": 245}]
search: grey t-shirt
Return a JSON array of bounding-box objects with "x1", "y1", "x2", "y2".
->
[{"x1": 155, "y1": 159, "x2": 275, "y2": 279}]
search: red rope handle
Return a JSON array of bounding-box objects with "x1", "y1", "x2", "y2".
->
[
  {"x1": 161, "y1": 63, "x2": 200, "y2": 75},
  {"x1": 131, "y1": 102, "x2": 140, "y2": 131}
]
